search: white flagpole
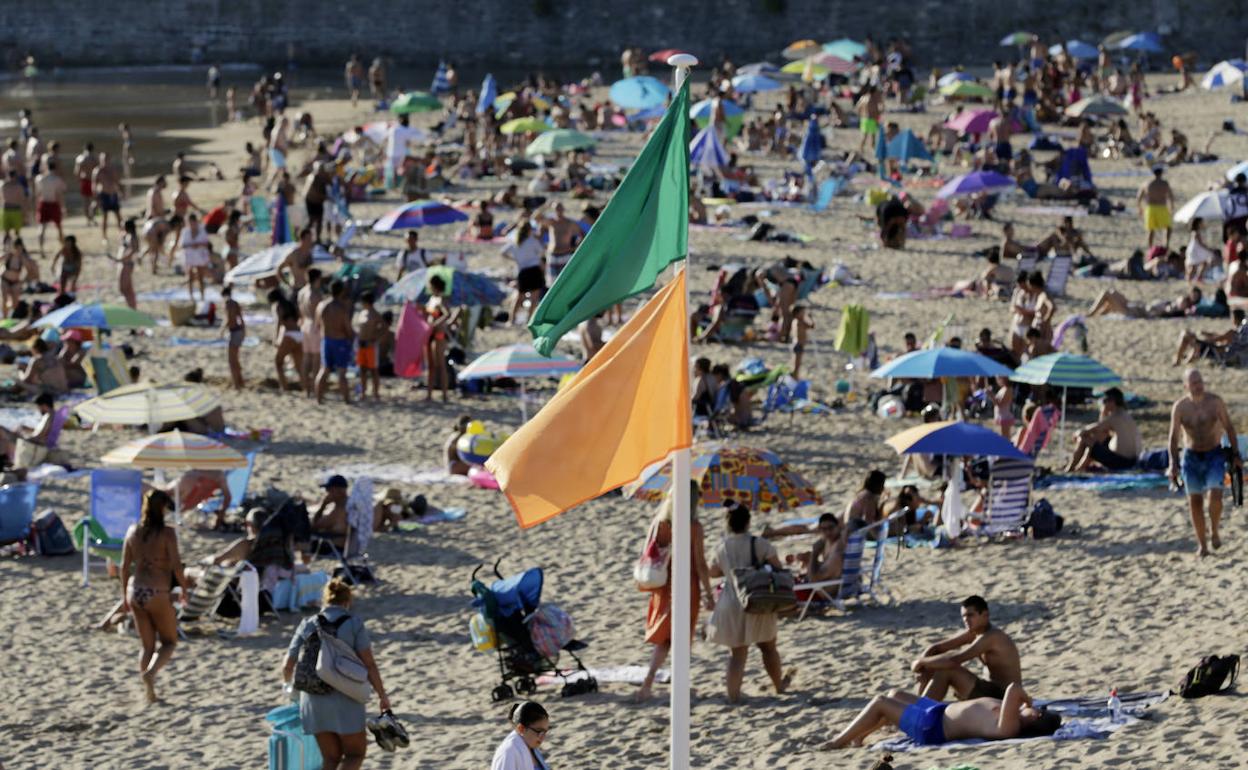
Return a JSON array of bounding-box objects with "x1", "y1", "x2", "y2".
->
[{"x1": 667, "y1": 51, "x2": 698, "y2": 770}]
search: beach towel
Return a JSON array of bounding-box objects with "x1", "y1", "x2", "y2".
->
[
  {"x1": 875, "y1": 288, "x2": 965, "y2": 301},
  {"x1": 1017, "y1": 404, "x2": 1058, "y2": 458},
  {"x1": 136, "y1": 287, "x2": 257, "y2": 304},
  {"x1": 322, "y1": 463, "x2": 471, "y2": 487},
  {"x1": 345, "y1": 476, "x2": 373, "y2": 557},
  {"x1": 396, "y1": 508, "x2": 467, "y2": 531},
  {"x1": 1011, "y1": 206, "x2": 1088, "y2": 218},
  {"x1": 871, "y1": 691, "x2": 1169, "y2": 752},
  {"x1": 535, "y1": 666, "x2": 669, "y2": 686},
  {"x1": 168, "y1": 336, "x2": 261, "y2": 349},
  {"x1": 393, "y1": 302, "x2": 431, "y2": 379},
  {"x1": 835, "y1": 304, "x2": 870, "y2": 355},
  {"x1": 1035, "y1": 472, "x2": 1168, "y2": 491}
]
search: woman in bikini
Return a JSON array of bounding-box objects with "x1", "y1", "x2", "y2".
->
[
  {"x1": 110, "y1": 218, "x2": 139, "y2": 309},
  {"x1": 50, "y1": 234, "x2": 82, "y2": 294},
  {"x1": 1, "y1": 238, "x2": 26, "y2": 316},
  {"x1": 424, "y1": 274, "x2": 461, "y2": 402},
  {"x1": 121, "y1": 490, "x2": 189, "y2": 704},
  {"x1": 268, "y1": 288, "x2": 304, "y2": 393}
]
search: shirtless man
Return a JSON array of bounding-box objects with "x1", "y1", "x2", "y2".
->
[
  {"x1": 445, "y1": 415, "x2": 473, "y2": 476},
  {"x1": 24, "y1": 127, "x2": 44, "y2": 181},
  {"x1": 1168, "y1": 368, "x2": 1240, "y2": 557},
  {"x1": 988, "y1": 106, "x2": 1013, "y2": 169},
  {"x1": 34, "y1": 159, "x2": 66, "y2": 256},
  {"x1": 310, "y1": 475, "x2": 350, "y2": 554},
  {"x1": 280, "y1": 226, "x2": 315, "y2": 291},
  {"x1": 354, "y1": 291, "x2": 383, "y2": 401},
  {"x1": 999, "y1": 222, "x2": 1027, "y2": 262},
  {"x1": 912, "y1": 596, "x2": 1023, "y2": 702},
  {"x1": 825, "y1": 682, "x2": 1058, "y2": 749},
  {"x1": 855, "y1": 86, "x2": 882, "y2": 154},
  {"x1": 92, "y1": 151, "x2": 123, "y2": 242},
  {"x1": 1066, "y1": 387, "x2": 1143, "y2": 472},
  {"x1": 578, "y1": 314, "x2": 603, "y2": 362},
  {"x1": 3, "y1": 139, "x2": 27, "y2": 199},
  {"x1": 1137, "y1": 165, "x2": 1175, "y2": 250},
  {"x1": 1, "y1": 170, "x2": 26, "y2": 237},
  {"x1": 368, "y1": 58, "x2": 386, "y2": 99},
  {"x1": 314, "y1": 279, "x2": 354, "y2": 405},
  {"x1": 1034, "y1": 216, "x2": 1092, "y2": 258},
  {"x1": 267, "y1": 113, "x2": 290, "y2": 187},
  {"x1": 345, "y1": 54, "x2": 365, "y2": 107},
  {"x1": 539, "y1": 202, "x2": 581, "y2": 284},
  {"x1": 297, "y1": 267, "x2": 324, "y2": 397},
  {"x1": 73, "y1": 142, "x2": 98, "y2": 223}
]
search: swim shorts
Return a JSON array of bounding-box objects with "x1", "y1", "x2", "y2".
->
[
  {"x1": 78, "y1": 179, "x2": 92, "y2": 198},
  {"x1": 860, "y1": 117, "x2": 879, "y2": 136},
  {"x1": 1181, "y1": 447, "x2": 1225, "y2": 494},
  {"x1": 1144, "y1": 204, "x2": 1172, "y2": 231},
  {"x1": 37, "y1": 201, "x2": 61, "y2": 225},
  {"x1": 1, "y1": 207, "x2": 22, "y2": 231},
  {"x1": 995, "y1": 141, "x2": 1013, "y2": 162},
  {"x1": 228, "y1": 327, "x2": 245, "y2": 348},
  {"x1": 97, "y1": 192, "x2": 120, "y2": 213},
  {"x1": 356, "y1": 342, "x2": 377, "y2": 370},
  {"x1": 321, "y1": 336, "x2": 352, "y2": 371},
  {"x1": 898, "y1": 696, "x2": 948, "y2": 746},
  {"x1": 1089, "y1": 439, "x2": 1137, "y2": 471},
  {"x1": 269, "y1": 147, "x2": 286, "y2": 169}
]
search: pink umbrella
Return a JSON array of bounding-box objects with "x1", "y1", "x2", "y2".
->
[
  {"x1": 944, "y1": 110, "x2": 1024, "y2": 136},
  {"x1": 813, "y1": 53, "x2": 856, "y2": 74}
]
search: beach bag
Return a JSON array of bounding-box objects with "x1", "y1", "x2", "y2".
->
[
  {"x1": 1177, "y1": 655, "x2": 1239, "y2": 698},
  {"x1": 633, "y1": 519, "x2": 670, "y2": 590},
  {"x1": 292, "y1": 613, "x2": 351, "y2": 696},
  {"x1": 732, "y1": 536, "x2": 796, "y2": 614},
  {"x1": 1026, "y1": 499, "x2": 1063, "y2": 539},
  {"x1": 528, "y1": 604, "x2": 574, "y2": 660},
  {"x1": 33, "y1": 510, "x2": 74, "y2": 556},
  {"x1": 316, "y1": 616, "x2": 371, "y2": 703}
]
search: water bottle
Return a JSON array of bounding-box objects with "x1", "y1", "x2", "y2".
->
[{"x1": 1107, "y1": 687, "x2": 1122, "y2": 723}]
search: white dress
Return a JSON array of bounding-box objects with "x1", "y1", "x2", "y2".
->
[
  {"x1": 1186, "y1": 233, "x2": 1216, "y2": 267},
  {"x1": 180, "y1": 226, "x2": 212, "y2": 269}
]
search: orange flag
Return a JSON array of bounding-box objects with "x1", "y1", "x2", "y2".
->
[{"x1": 487, "y1": 269, "x2": 691, "y2": 528}]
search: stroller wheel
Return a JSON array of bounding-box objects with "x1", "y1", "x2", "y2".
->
[
  {"x1": 491, "y1": 684, "x2": 514, "y2": 703},
  {"x1": 517, "y1": 677, "x2": 536, "y2": 694},
  {"x1": 586, "y1": 677, "x2": 598, "y2": 693}
]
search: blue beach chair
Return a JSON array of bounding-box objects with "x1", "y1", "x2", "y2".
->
[
  {"x1": 73, "y1": 469, "x2": 143, "y2": 586},
  {"x1": 0, "y1": 482, "x2": 39, "y2": 550}
]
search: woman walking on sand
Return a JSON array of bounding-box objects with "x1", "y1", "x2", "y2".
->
[
  {"x1": 705, "y1": 501, "x2": 794, "y2": 703},
  {"x1": 635, "y1": 482, "x2": 714, "y2": 702},
  {"x1": 120, "y1": 490, "x2": 189, "y2": 704}
]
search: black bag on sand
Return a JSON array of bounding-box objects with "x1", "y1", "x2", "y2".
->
[
  {"x1": 1026, "y1": 499, "x2": 1063, "y2": 539},
  {"x1": 1177, "y1": 655, "x2": 1239, "y2": 698},
  {"x1": 732, "y1": 536, "x2": 796, "y2": 614}
]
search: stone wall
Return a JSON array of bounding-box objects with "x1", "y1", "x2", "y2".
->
[{"x1": 2, "y1": 0, "x2": 1244, "y2": 70}]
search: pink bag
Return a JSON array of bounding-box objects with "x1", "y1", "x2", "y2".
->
[{"x1": 527, "y1": 604, "x2": 574, "y2": 660}]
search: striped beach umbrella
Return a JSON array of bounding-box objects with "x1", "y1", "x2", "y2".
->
[
  {"x1": 102, "y1": 430, "x2": 246, "y2": 470},
  {"x1": 936, "y1": 170, "x2": 1016, "y2": 199},
  {"x1": 33, "y1": 302, "x2": 156, "y2": 330},
  {"x1": 431, "y1": 61, "x2": 451, "y2": 95},
  {"x1": 1202, "y1": 60, "x2": 1248, "y2": 91},
  {"x1": 626, "y1": 443, "x2": 821, "y2": 512},
  {"x1": 381, "y1": 266, "x2": 507, "y2": 307},
  {"x1": 1010, "y1": 353, "x2": 1120, "y2": 388},
  {"x1": 75, "y1": 382, "x2": 221, "y2": 427},
  {"x1": 871, "y1": 347, "x2": 1013, "y2": 380},
  {"x1": 372, "y1": 201, "x2": 469, "y2": 232},
  {"x1": 813, "y1": 53, "x2": 856, "y2": 75},
  {"x1": 457, "y1": 344, "x2": 581, "y2": 381},
  {"x1": 689, "y1": 126, "x2": 729, "y2": 172},
  {"x1": 886, "y1": 420, "x2": 1029, "y2": 459}
]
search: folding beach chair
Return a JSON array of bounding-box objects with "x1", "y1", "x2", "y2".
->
[
  {"x1": 793, "y1": 531, "x2": 865, "y2": 620},
  {"x1": 693, "y1": 385, "x2": 732, "y2": 439},
  {"x1": 1046, "y1": 254, "x2": 1073, "y2": 297},
  {"x1": 1017, "y1": 251, "x2": 1039, "y2": 276},
  {"x1": 310, "y1": 477, "x2": 377, "y2": 586},
  {"x1": 0, "y1": 482, "x2": 39, "y2": 550},
  {"x1": 196, "y1": 451, "x2": 259, "y2": 523},
  {"x1": 84, "y1": 349, "x2": 126, "y2": 395},
  {"x1": 977, "y1": 457, "x2": 1035, "y2": 537},
  {"x1": 74, "y1": 469, "x2": 143, "y2": 586},
  {"x1": 12, "y1": 406, "x2": 70, "y2": 469},
  {"x1": 177, "y1": 562, "x2": 246, "y2": 638},
  {"x1": 811, "y1": 177, "x2": 845, "y2": 212}
]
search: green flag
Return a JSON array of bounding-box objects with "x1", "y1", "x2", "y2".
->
[{"x1": 527, "y1": 81, "x2": 690, "y2": 356}]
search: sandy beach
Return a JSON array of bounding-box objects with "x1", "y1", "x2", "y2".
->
[{"x1": 1, "y1": 70, "x2": 1247, "y2": 770}]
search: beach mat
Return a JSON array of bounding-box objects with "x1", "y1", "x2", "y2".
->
[
  {"x1": 871, "y1": 691, "x2": 1168, "y2": 752},
  {"x1": 136, "y1": 287, "x2": 257, "y2": 304},
  {"x1": 396, "y1": 508, "x2": 467, "y2": 529},
  {"x1": 168, "y1": 336, "x2": 262, "y2": 349},
  {"x1": 1035, "y1": 472, "x2": 1168, "y2": 491},
  {"x1": 535, "y1": 666, "x2": 670, "y2": 686},
  {"x1": 322, "y1": 463, "x2": 472, "y2": 487}
]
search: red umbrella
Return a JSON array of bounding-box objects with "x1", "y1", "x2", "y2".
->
[
  {"x1": 813, "y1": 53, "x2": 856, "y2": 74},
  {"x1": 649, "y1": 48, "x2": 689, "y2": 63}
]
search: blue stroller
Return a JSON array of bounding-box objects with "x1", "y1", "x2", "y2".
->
[{"x1": 470, "y1": 559, "x2": 597, "y2": 702}]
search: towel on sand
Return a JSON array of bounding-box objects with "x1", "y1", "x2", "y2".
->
[
  {"x1": 323, "y1": 463, "x2": 471, "y2": 487},
  {"x1": 1035, "y1": 472, "x2": 1168, "y2": 491},
  {"x1": 535, "y1": 666, "x2": 670, "y2": 686}
]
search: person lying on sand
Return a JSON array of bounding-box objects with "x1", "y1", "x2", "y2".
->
[
  {"x1": 1088, "y1": 286, "x2": 1203, "y2": 318},
  {"x1": 912, "y1": 595, "x2": 1024, "y2": 701},
  {"x1": 951, "y1": 251, "x2": 1013, "y2": 298},
  {"x1": 823, "y1": 682, "x2": 1060, "y2": 749}
]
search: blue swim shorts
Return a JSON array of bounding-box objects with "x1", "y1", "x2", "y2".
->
[
  {"x1": 899, "y1": 696, "x2": 948, "y2": 746},
  {"x1": 1181, "y1": 448, "x2": 1226, "y2": 495},
  {"x1": 321, "y1": 337, "x2": 352, "y2": 371}
]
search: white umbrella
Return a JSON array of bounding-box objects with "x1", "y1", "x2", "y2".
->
[
  {"x1": 224, "y1": 243, "x2": 334, "y2": 285},
  {"x1": 1174, "y1": 190, "x2": 1229, "y2": 224},
  {"x1": 1225, "y1": 161, "x2": 1248, "y2": 182}
]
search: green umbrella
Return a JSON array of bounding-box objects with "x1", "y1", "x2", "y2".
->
[
  {"x1": 524, "y1": 129, "x2": 596, "y2": 157},
  {"x1": 1010, "y1": 353, "x2": 1121, "y2": 456},
  {"x1": 390, "y1": 91, "x2": 442, "y2": 115},
  {"x1": 940, "y1": 81, "x2": 995, "y2": 100},
  {"x1": 1000, "y1": 31, "x2": 1036, "y2": 47},
  {"x1": 500, "y1": 117, "x2": 550, "y2": 135}
]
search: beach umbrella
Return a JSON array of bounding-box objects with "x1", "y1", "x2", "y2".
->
[
  {"x1": 524, "y1": 129, "x2": 596, "y2": 157},
  {"x1": 689, "y1": 125, "x2": 729, "y2": 172},
  {"x1": 783, "y1": 39, "x2": 822, "y2": 60},
  {"x1": 690, "y1": 98, "x2": 745, "y2": 139},
  {"x1": 936, "y1": 170, "x2": 1015, "y2": 199},
  {"x1": 76, "y1": 382, "x2": 221, "y2": 427},
  {"x1": 937, "y1": 71, "x2": 975, "y2": 87},
  {"x1": 1050, "y1": 40, "x2": 1099, "y2": 60},
  {"x1": 381, "y1": 266, "x2": 506, "y2": 308},
  {"x1": 1102, "y1": 31, "x2": 1132, "y2": 48},
  {"x1": 390, "y1": 91, "x2": 441, "y2": 115},
  {"x1": 871, "y1": 347, "x2": 1013, "y2": 380},
  {"x1": 609, "y1": 76, "x2": 670, "y2": 110},
  {"x1": 476, "y1": 73, "x2": 497, "y2": 114},
  {"x1": 372, "y1": 201, "x2": 469, "y2": 232},
  {"x1": 939, "y1": 81, "x2": 995, "y2": 100},
  {"x1": 1202, "y1": 60, "x2": 1248, "y2": 90},
  {"x1": 886, "y1": 420, "x2": 1029, "y2": 460},
  {"x1": 945, "y1": 108, "x2": 999, "y2": 135},
  {"x1": 1226, "y1": 160, "x2": 1248, "y2": 182},
  {"x1": 822, "y1": 38, "x2": 867, "y2": 61},
  {"x1": 33, "y1": 302, "x2": 156, "y2": 330},
  {"x1": 738, "y1": 61, "x2": 784, "y2": 77},
  {"x1": 730, "y1": 73, "x2": 782, "y2": 93},
  {"x1": 812, "y1": 53, "x2": 856, "y2": 75},
  {"x1": 1117, "y1": 32, "x2": 1163, "y2": 53},
  {"x1": 492, "y1": 91, "x2": 552, "y2": 119},
  {"x1": 1174, "y1": 190, "x2": 1230, "y2": 224},
  {"x1": 1010, "y1": 352, "x2": 1122, "y2": 452},
  {"x1": 625, "y1": 444, "x2": 821, "y2": 512},
  {"x1": 780, "y1": 59, "x2": 829, "y2": 81},
  {"x1": 224, "y1": 243, "x2": 333, "y2": 284},
  {"x1": 874, "y1": 129, "x2": 934, "y2": 178},
  {"x1": 999, "y1": 31, "x2": 1036, "y2": 46},
  {"x1": 457, "y1": 343, "x2": 581, "y2": 421},
  {"x1": 499, "y1": 117, "x2": 550, "y2": 135},
  {"x1": 1065, "y1": 96, "x2": 1129, "y2": 118},
  {"x1": 102, "y1": 429, "x2": 246, "y2": 471},
  {"x1": 430, "y1": 61, "x2": 451, "y2": 95},
  {"x1": 649, "y1": 48, "x2": 689, "y2": 63}
]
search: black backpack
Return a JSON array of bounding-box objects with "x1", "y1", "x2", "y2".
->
[
  {"x1": 33, "y1": 511, "x2": 75, "y2": 556},
  {"x1": 1176, "y1": 655, "x2": 1240, "y2": 698},
  {"x1": 1027, "y1": 499, "x2": 1063, "y2": 539},
  {"x1": 293, "y1": 614, "x2": 351, "y2": 695}
]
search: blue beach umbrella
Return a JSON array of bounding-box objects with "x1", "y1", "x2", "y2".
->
[
  {"x1": 1050, "y1": 40, "x2": 1099, "y2": 60},
  {"x1": 871, "y1": 347, "x2": 1013, "y2": 380},
  {"x1": 1117, "y1": 32, "x2": 1163, "y2": 53},
  {"x1": 476, "y1": 73, "x2": 497, "y2": 114},
  {"x1": 689, "y1": 126, "x2": 729, "y2": 172},
  {"x1": 372, "y1": 201, "x2": 469, "y2": 231},
  {"x1": 936, "y1": 170, "x2": 1015, "y2": 199},
  {"x1": 822, "y1": 39, "x2": 867, "y2": 61},
  {"x1": 431, "y1": 61, "x2": 451, "y2": 95},
  {"x1": 731, "y1": 73, "x2": 782, "y2": 93},
  {"x1": 609, "y1": 76, "x2": 670, "y2": 110},
  {"x1": 886, "y1": 420, "x2": 1029, "y2": 460}
]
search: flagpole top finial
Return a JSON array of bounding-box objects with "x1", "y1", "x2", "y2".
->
[{"x1": 667, "y1": 53, "x2": 698, "y2": 69}]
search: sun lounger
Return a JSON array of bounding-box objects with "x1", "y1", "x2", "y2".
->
[
  {"x1": 177, "y1": 562, "x2": 247, "y2": 638},
  {"x1": 1046, "y1": 254, "x2": 1073, "y2": 297},
  {"x1": 74, "y1": 468, "x2": 143, "y2": 586},
  {"x1": 976, "y1": 457, "x2": 1035, "y2": 537},
  {"x1": 0, "y1": 482, "x2": 39, "y2": 549}
]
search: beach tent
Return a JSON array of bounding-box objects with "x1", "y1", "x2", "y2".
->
[
  {"x1": 689, "y1": 126, "x2": 729, "y2": 173},
  {"x1": 1202, "y1": 60, "x2": 1248, "y2": 91},
  {"x1": 874, "y1": 129, "x2": 934, "y2": 179}
]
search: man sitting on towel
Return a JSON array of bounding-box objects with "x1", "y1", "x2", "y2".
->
[
  {"x1": 1065, "y1": 387, "x2": 1143, "y2": 472},
  {"x1": 911, "y1": 595, "x2": 1024, "y2": 702},
  {"x1": 823, "y1": 681, "x2": 1060, "y2": 749}
]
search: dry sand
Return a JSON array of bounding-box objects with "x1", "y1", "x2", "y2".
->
[{"x1": 2, "y1": 75, "x2": 1248, "y2": 769}]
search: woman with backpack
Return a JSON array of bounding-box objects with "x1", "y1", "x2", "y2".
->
[{"x1": 282, "y1": 577, "x2": 393, "y2": 769}]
